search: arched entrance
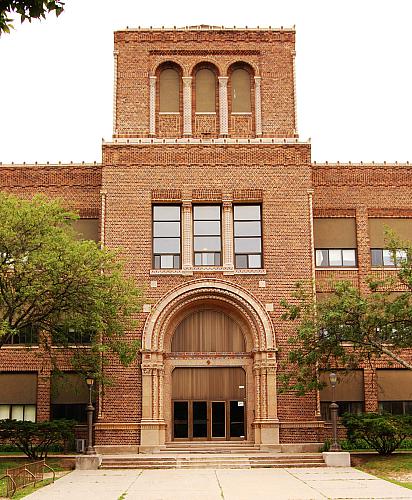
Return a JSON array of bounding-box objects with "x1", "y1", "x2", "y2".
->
[
  {"x1": 140, "y1": 279, "x2": 278, "y2": 451},
  {"x1": 170, "y1": 307, "x2": 248, "y2": 441}
]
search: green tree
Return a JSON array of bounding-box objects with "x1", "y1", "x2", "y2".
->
[
  {"x1": 0, "y1": 193, "x2": 142, "y2": 376},
  {"x1": 0, "y1": 1, "x2": 64, "y2": 35},
  {"x1": 281, "y1": 234, "x2": 412, "y2": 394}
]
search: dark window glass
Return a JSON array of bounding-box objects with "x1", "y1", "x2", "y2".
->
[
  {"x1": 52, "y1": 327, "x2": 93, "y2": 345},
  {"x1": 173, "y1": 401, "x2": 189, "y2": 438},
  {"x1": 234, "y1": 205, "x2": 262, "y2": 269},
  {"x1": 315, "y1": 249, "x2": 356, "y2": 267},
  {"x1": 212, "y1": 402, "x2": 226, "y2": 438},
  {"x1": 320, "y1": 401, "x2": 364, "y2": 420},
  {"x1": 194, "y1": 205, "x2": 221, "y2": 266},
  {"x1": 229, "y1": 400, "x2": 245, "y2": 438},
  {"x1": 51, "y1": 403, "x2": 87, "y2": 423},
  {"x1": 4, "y1": 325, "x2": 39, "y2": 345},
  {"x1": 379, "y1": 401, "x2": 412, "y2": 416},
  {"x1": 153, "y1": 205, "x2": 181, "y2": 269},
  {"x1": 192, "y1": 401, "x2": 208, "y2": 438}
]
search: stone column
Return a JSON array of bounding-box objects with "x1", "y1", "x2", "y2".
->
[
  {"x1": 218, "y1": 76, "x2": 229, "y2": 136},
  {"x1": 140, "y1": 352, "x2": 166, "y2": 450},
  {"x1": 149, "y1": 76, "x2": 157, "y2": 136},
  {"x1": 252, "y1": 351, "x2": 279, "y2": 448},
  {"x1": 182, "y1": 200, "x2": 193, "y2": 270},
  {"x1": 222, "y1": 201, "x2": 234, "y2": 269},
  {"x1": 182, "y1": 77, "x2": 192, "y2": 136},
  {"x1": 254, "y1": 76, "x2": 262, "y2": 136}
]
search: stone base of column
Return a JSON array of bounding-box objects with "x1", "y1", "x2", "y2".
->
[
  {"x1": 75, "y1": 455, "x2": 102, "y2": 470},
  {"x1": 253, "y1": 419, "x2": 280, "y2": 449},
  {"x1": 322, "y1": 451, "x2": 351, "y2": 467},
  {"x1": 139, "y1": 419, "x2": 166, "y2": 451}
]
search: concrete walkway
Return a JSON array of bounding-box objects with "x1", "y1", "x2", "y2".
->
[{"x1": 25, "y1": 467, "x2": 412, "y2": 500}]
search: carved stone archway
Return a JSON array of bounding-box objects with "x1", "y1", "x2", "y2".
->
[{"x1": 140, "y1": 279, "x2": 279, "y2": 450}]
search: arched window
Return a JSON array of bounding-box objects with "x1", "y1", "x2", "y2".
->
[
  {"x1": 195, "y1": 68, "x2": 216, "y2": 113},
  {"x1": 231, "y1": 68, "x2": 251, "y2": 113},
  {"x1": 159, "y1": 68, "x2": 179, "y2": 112}
]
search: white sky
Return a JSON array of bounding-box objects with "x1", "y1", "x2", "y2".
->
[{"x1": 0, "y1": 0, "x2": 411, "y2": 164}]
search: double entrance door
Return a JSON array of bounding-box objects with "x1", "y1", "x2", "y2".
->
[{"x1": 173, "y1": 400, "x2": 245, "y2": 440}]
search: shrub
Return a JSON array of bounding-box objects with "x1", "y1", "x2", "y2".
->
[
  {"x1": 341, "y1": 412, "x2": 412, "y2": 456},
  {"x1": 0, "y1": 419, "x2": 76, "y2": 459}
]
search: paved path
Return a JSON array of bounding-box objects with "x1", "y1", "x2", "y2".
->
[{"x1": 25, "y1": 467, "x2": 412, "y2": 500}]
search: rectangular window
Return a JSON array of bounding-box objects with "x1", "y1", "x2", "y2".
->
[
  {"x1": 0, "y1": 404, "x2": 36, "y2": 422},
  {"x1": 320, "y1": 401, "x2": 364, "y2": 421},
  {"x1": 51, "y1": 403, "x2": 87, "y2": 423},
  {"x1": 371, "y1": 249, "x2": 407, "y2": 267},
  {"x1": 193, "y1": 205, "x2": 221, "y2": 266},
  {"x1": 315, "y1": 249, "x2": 357, "y2": 267},
  {"x1": 234, "y1": 205, "x2": 262, "y2": 269},
  {"x1": 3, "y1": 325, "x2": 38, "y2": 345},
  {"x1": 379, "y1": 401, "x2": 412, "y2": 416},
  {"x1": 153, "y1": 205, "x2": 181, "y2": 269}
]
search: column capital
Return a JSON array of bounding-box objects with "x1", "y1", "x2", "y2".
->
[
  {"x1": 149, "y1": 75, "x2": 157, "y2": 82},
  {"x1": 218, "y1": 76, "x2": 229, "y2": 83},
  {"x1": 182, "y1": 76, "x2": 193, "y2": 83},
  {"x1": 182, "y1": 199, "x2": 192, "y2": 209},
  {"x1": 254, "y1": 75, "x2": 262, "y2": 81},
  {"x1": 223, "y1": 200, "x2": 232, "y2": 209}
]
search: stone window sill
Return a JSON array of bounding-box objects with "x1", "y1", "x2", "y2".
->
[{"x1": 150, "y1": 267, "x2": 267, "y2": 276}]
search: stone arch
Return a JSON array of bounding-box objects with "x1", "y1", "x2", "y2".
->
[{"x1": 142, "y1": 279, "x2": 275, "y2": 352}]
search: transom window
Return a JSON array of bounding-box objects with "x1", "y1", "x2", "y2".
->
[
  {"x1": 371, "y1": 249, "x2": 407, "y2": 267},
  {"x1": 315, "y1": 249, "x2": 357, "y2": 267},
  {"x1": 234, "y1": 205, "x2": 262, "y2": 269},
  {"x1": 193, "y1": 205, "x2": 221, "y2": 266},
  {"x1": 153, "y1": 205, "x2": 181, "y2": 269}
]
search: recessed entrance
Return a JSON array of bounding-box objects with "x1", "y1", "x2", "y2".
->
[
  {"x1": 172, "y1": 367, "x2": 246, "y2": 441},
  {"x1": 172, "y1": 400, "x2": 246, "y2": 440}
]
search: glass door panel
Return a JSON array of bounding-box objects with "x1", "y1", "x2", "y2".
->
[
  {"x1": 211, "y1": 401, "x2": 226, "y2": 438},
  {"x1": 229, "y1": 400, "x2": 245, "y2": 438},
  {"x1": 192, "y1": 401, "x2": 208, "y2": 438},
  {"x1": 173, "y1": 401, "x2": 189, "y2": 438}
]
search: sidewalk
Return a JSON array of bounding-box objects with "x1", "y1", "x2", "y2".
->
[{"x1": 25, "y1": 467, "x2": 412, "y2": 500}]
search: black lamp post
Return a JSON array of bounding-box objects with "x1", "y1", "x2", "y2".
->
[
  {"x1": 329, "y1": 372, "x2": 341, "y2": 452},
  {"x1": 85, "y1": 377, "x2": 96, "y2": 455}
]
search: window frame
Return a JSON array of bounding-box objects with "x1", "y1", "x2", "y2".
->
[
  {"x1": 371, "y1": 248, "x2": 407, "y2": 268},
  {"x1": 315, "y1": 248, "x2": 357, "y2": 268},
  {"x1": 193, "y1": 204, "x2": 222, "y2": 267},
  {"x1": 3, "y1": 325, "x2": 39, "y2": 346},
  {"x1": 0, "y1": 404, "x2": 37, "y2": 422},
  {"x1": 320, "y1": 401, "x2": 364, "y2": 421},
  {"x1": 152, "y1": 204, "x2": 182, "y2": 270},
  {"x1": 233, "y1": 204, "x2": 263, "y2": 270}
]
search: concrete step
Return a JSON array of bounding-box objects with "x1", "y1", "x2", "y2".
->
[{"x1": 100, "y1": 452, "x2": 326, "y2": 470}]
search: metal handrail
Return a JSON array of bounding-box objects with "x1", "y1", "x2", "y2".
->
[
  {"x1": 0, "y1": 473, "x2": 16, "y2": 497},
  {"x1": 43, "y1": 462, "x2": 56, "y2": 482}
]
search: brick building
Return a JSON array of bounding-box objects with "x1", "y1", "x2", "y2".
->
[{"x1": 1, "y1": 26, "x2": 412, "y2": 452}]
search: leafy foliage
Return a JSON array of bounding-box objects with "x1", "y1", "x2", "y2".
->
[
  {"x1": 0, "y1": 419, "x2": 75, "y2": 459},
  {"x1": 280, "y1": 232, "x2": 412, "y2": 394},
  {"x1": 0, "y1": 1, "x2": 64, "y2": 34},
  {"x1": 0, "y1": 193, "x2": 143, "y2": 377},
  {"x1": 341, "y1": 412, "x2": 412, "y2": 456}
]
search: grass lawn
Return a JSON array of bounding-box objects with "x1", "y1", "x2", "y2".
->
[{"x1": 355, "y1": 453, "x2": 412, "y2": 490}]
